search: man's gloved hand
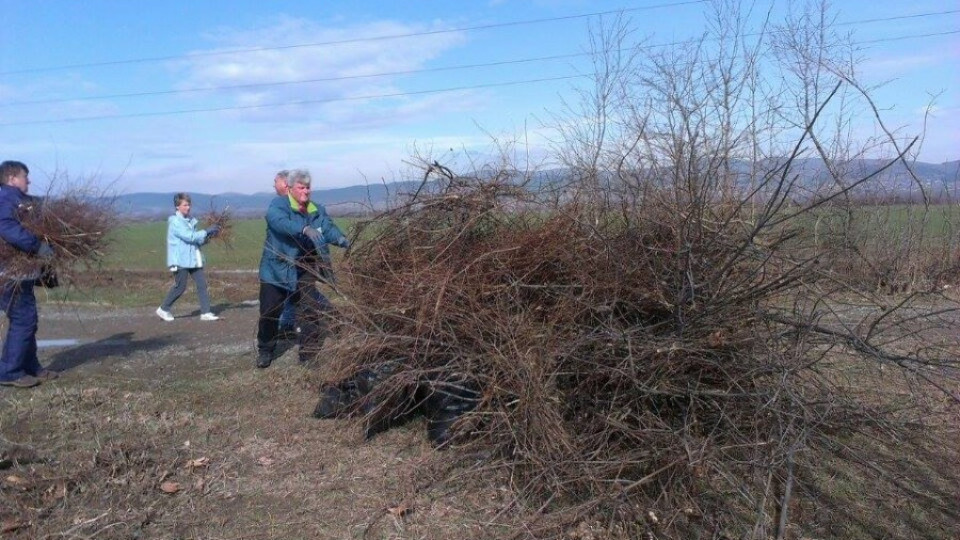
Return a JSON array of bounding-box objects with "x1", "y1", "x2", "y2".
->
[
  {"x1": 36, "y1": 242, "x2": 55, "y2": 260},
  {"x1": 205, "y1": 225, "x2": 221, "y2": 238},
  {"x1": 302, "y1": 227, "x2": 322, "y2": 243},
  {"x1": 337, "y1": 237, "x2": 350, "y2": 249}
]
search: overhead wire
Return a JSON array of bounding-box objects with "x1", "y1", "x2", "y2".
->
[
  {"x1": 1, "y1": 6, "x2": 955, "y2": 126},
  {"x1": 3, "y1": 7, "x2": 957, "y2": 109},
  {"x1": 0, "y1": 0, "x2": 711, "y2": 75}
]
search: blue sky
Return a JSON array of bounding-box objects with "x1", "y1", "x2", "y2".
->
[{"x1": 1, "y1": 0, "x2": 957, "y2": 195}]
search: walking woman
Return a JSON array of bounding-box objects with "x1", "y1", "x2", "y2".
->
[{"x1": 155, "y1": 193, "x2": 221, "y2": 321}]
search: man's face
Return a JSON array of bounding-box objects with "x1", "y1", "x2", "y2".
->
[
  {"x1": 5, "y1": 171, "x2": 29, "y2": 193},
  {"x1": 291, "y1": 182, "x2": 310, "y2": 204},
  {"x1": 274, "y1": 176, "x2": 288, "y2": 196}
]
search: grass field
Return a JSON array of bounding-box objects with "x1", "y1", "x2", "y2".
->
[
  {"x1": 40, "y1": 217, "x2": 357, "y2": 307},
  {"x1": 102, "y1": 217, "x2": 359, "y2": 271}
]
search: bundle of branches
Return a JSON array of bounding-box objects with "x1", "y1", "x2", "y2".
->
[
  {"x1": 318, "y1": 155, "x2": 958, "y2": 537},
  {"x1": 0, "y1": 193, "x2": 116, "y2": 285},
  {"x1": 201, "y1": 206, "x2": 234, "y2": 246}
]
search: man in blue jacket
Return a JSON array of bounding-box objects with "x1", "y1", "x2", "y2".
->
[
  {"x1": 0, "y1": 161, "x2": 58, "y2": 388},
  {"x1": 256, "y1": 169, "x2": 349, "y2": 368}
]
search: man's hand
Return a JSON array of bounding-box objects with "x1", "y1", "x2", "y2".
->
[
  {"x1": 36, "y1": 242, "x2": 55, "y2": 260},
  {"x1": 302, "y1": 227, "x2": 322, "y2": 243},
  {"x1": 205, "y1": 225, "x2": 221, "y2": 238},
  {"x1": 337, "y1": 237, "x2": 350, "y2": 249}
]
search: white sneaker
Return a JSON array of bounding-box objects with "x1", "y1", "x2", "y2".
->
[
  {"x1": 200, "y1": 312, "x2": 220, "y2": 321},
  {"x1": 156, "y1": 307, "x2": 174, "y2": 322}
]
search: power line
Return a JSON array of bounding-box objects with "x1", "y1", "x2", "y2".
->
[
  {"x1": 0, "y1": 75, "x2": 585, "y2": 126},
  {"x1": 1, "y1": 27, "x2": 954, "y2": 127},
  {"x1": 0, "y1": 0, "x2": 710, "y2": 75},
  {"x1": 5, "y1": 8, "x2": 956, "y2": 108},
  {"x1": 2, "y1": 52, "x2": 592, "y2": 106},
  {"x1": 859, "y1": 28, "x2": 959, "y2": 44}
]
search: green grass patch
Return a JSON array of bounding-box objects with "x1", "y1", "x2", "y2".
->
[{"x1": 103, "y1": 217, "x2": 358, "y2": 271}]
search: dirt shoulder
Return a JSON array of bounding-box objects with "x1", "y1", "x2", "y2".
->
[{"x1": 0, "y1": 301, "x2": 515, "y2": 539}]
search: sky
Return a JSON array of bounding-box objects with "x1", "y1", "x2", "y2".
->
[{"x1": 1, "y1": 0, "x2": 957, "y2": 195}]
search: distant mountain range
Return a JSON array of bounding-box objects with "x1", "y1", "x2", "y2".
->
[
  {"x1": 113, "y1": 159, "x2": 960, "y2": 219},
  {"x1": 113, "y1": 181, "x2": 422, "y2": 220}
]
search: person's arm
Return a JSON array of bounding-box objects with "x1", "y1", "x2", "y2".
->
[
  {"x1": 314, "y1": 208, "x2": 349, "y2": 248},
  {"x1": 0, "y1": 192, "x2": 42, "y2": 253},
  {"x1": 265, "y1": 197, "x2": 307, "y2": 238}
]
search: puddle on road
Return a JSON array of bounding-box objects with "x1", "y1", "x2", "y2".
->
[
  {"x1": 37, "y1": 338, "x2": 129, "y2": 349},
  {"x1": 37, "y1": 339, "x2": 81, "y2": 348}
]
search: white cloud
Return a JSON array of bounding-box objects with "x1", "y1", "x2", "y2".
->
[{"x1": 169, "y1": 15, "x2": 470, "y2": 125}]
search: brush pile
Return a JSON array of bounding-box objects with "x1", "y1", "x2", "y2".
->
[
  {"x1": 314, "y1": 162, "x2": 957, "y2": 537},
  {"x1": 0, "y1": 193, "x2": 116, "y2": 285}
]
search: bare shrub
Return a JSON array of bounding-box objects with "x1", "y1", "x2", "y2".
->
[{"x1": 314, "y1": 2, "x2": 959, "y2": 538}]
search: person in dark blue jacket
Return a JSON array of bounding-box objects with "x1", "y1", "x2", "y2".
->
[
  {"x1": 256, "y1": 169, "x2": 349, "y2": 368},
  {"x1": 0, "y1": 161, "x2": 58, "y2": 388}
]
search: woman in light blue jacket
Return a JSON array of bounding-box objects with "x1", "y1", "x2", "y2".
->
[{"x1": 155, "y1": 193, "x2": 221, "y2": 322}]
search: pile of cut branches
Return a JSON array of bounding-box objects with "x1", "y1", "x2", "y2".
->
[
  {"x1": 314, "y1": 159, "x2": 959, "y2": 538},
  {"x1": 0, "y1": 193, "x2": 116, "y2": 285}
]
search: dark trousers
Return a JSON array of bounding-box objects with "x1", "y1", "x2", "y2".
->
[
  {"x1": 257, "y1": 275, "x2": 331, "y2": 356},
  {"x1": 278, "y1": 297, "x2": 296, "y2": 330},
  {"x1": 0, "y1": 281, "x2": 42, "y2": 382},
  {"x1": 161, "y1": 267, "x2": 211, "y2": 313}
]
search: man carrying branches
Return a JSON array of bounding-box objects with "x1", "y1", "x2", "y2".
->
[
  {"x1": 255, "y1": 169, "x2": 349, "y2": 368},
  {"x1": 0, "y1": 161, "x2": 58, "y2": 388}
]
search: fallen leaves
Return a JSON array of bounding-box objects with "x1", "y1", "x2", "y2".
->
[
  {"x1": 184, "y1": 457, "x2": 210, "y2": 469},
  {"x1": 387, "y1": 503, "x2": 412, "y2": 519},
  {"x1": 0, "y1": 518, "x2": 26, "y2": 533},
  {"x1": 159, "y1": 481, "x2": 181, "y2": 494},
  {"x1": 4, "y1": 474, "x2": 28, "y2": 486}
]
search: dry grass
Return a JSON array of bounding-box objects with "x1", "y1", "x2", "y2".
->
[
  {"x1": 0, "y1": 321, "x2": 524, "y2": 539},
  {"x1": 304, "y1": 166, "x2": 960, "y2": 539}
]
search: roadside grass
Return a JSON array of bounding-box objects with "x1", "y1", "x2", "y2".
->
[{"x1": 0, "y1": 334, "x2": 518, "y2": 539}]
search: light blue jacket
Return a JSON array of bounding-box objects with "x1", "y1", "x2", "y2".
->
[{"x1": 166, "y1": 212, "x2": 209, "y2": 269}]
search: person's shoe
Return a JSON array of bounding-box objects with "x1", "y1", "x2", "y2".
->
[
  {"x1": 156, "y1": 307, "x2": 174, "y2": 322},
  {"x1": 256, "y1": 350, "x2": 274, "y2": 369},
  {"x1": 35, "y1": 369, "x2": 59, "y2": 382},
  {"x1": 200, "y1": 312, "x2": 220, "y2": 321},
  {"x1": 0, "y1": 375, "x2": 41, "y2": 388}
]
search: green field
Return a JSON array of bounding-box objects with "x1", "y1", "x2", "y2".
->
[
  {"x1": 102, "y1": 217, "x2": 358, "y2": 271},
  {"x1": 37, "y1": 217, "x2": 357, "y2": 307}
]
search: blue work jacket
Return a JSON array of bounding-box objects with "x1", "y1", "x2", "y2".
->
[
  {"x1": 258, "y1": 195, "x2": 347, "y2": 291},
  {"x1": 166, "y1": 212, "x2": 209, "y2": 269},
  {"x1": 0, "y1": 185, "x2": 43, "y2": 281}
]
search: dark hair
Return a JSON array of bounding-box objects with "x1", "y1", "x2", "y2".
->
[
  {"x1": 0, "y1": 161, "x2": 28, "y2": 185},
  {"x1": 173, "y1": 192, "x2": 191, "y2": 206}
]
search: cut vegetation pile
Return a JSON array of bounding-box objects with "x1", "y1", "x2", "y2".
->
[
  {"x1": 315, "y1": 161, "x2": 960, "y2": 539},
  {"x1": 0, "y1": 193, "x2": 116, "y2": 285}
]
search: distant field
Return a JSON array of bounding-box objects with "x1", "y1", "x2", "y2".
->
[
  {"x1": 102, "y1": 206, "x2": 957, "y2": 272},
  {"x1": 103, "y1": 217, "x2": 358, "y2": 271}
]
